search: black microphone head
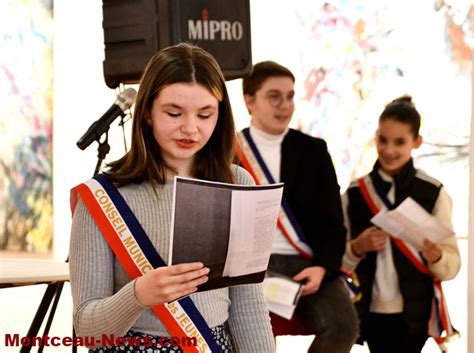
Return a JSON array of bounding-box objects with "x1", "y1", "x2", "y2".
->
[
  {"x1": 115, "y1": 87, "x2": 137, "y2": 112},
  {"x1": 76, "y1": 87, "x2": 138, "y2": 151}
]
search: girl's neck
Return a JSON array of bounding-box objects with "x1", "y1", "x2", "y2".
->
[
  {"x1": 164, "y1": 157, "x2": 194, "y2": 180},
  {"x1": 166, "y1": 167, "x2": 193, "y2": 180}
]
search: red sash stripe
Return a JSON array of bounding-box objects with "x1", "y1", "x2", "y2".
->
[
  {"x1": 275, "y1": 218, "x2": 312, "y2": 260},
  {"x1": 75, "y1": 183, "x2": 142, "y2": 279},
  {"x1": 235, "y1": 141, "x2": 261, "y2": 186},
  {"x1": 357, "y1": 178, "x2": 379, "y2": 215}
]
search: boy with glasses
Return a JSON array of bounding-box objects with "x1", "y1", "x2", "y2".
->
[{"x1": 237, "y1": 61, "x2": 358, "y2": 353}]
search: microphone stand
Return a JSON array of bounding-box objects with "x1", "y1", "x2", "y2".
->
[
  {"x1": 21, "y1": 131, "x2": 113, "y2": 353},
  {"x1": 94, "y1": 131, "x2": 111, "y2": 176}
]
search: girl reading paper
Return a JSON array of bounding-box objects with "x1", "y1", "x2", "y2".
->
[{"x1": 69, "y1": 43, "x2": 274, "y2": 353}]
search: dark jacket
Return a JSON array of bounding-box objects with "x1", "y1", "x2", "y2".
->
[
  {"x1": 279, "y1": 129, "x2": 346, "y2": 277},
  {"x1": 346, "y1": 159, "x2": 441, "y2": 338}
]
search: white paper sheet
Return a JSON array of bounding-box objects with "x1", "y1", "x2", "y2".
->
[
  {"x1": 262, "y1": 274, "x2": 303, "y2": 320},
  {"x1": 223, "y1": 188, "x2": 283, "y2": 277},
  {"x1": 371, "y1": 197, "x2": 454, "y2": 250}
]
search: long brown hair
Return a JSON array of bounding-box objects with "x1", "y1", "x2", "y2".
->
[{"x1": 104, "y1": 43, "x2": 236, "y2": 186}]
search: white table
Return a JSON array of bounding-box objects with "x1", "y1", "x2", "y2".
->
[
  {"x1": 0, "y1": 259, "x2": 69, "y2": 287},
  {"x1": 0, "y1": 259, "x2": 71, "y2": 352}
]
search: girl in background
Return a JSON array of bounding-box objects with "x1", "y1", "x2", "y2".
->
[{"x1": 342, "y1": 96, "x2": 460, "y2": 353}]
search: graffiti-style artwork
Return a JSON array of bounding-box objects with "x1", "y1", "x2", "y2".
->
[
  {"x1": 0, "y1": 0, "x2": 53, "y2": 254},
  {"x1": 289, "y1": 1, "x2": 472, "y2": 234},
  {"x1": 435, "y1": 0, "x2": 474, "y2": 68}
]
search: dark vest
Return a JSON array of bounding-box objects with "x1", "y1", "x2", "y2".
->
[{"x1": 346, "y1": 160, "x2": 441, "y2": 338}]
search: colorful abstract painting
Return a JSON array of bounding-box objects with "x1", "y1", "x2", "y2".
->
[
  {"x1": 0, "y1": 0, "x2": 53, "y2": 254},
  {"x1": 285, "y1": 0, "x2": 472, "y2": 234}
]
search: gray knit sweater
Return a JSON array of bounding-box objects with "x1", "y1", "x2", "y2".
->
[{"x1": 69, "y1": 166, "x2": 275, "y2": 352}]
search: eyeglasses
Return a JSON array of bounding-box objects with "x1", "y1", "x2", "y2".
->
[{"x1": 261, "y1": 92, "x2": 295, "y2": 107}]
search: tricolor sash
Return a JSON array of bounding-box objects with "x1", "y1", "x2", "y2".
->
[
  {"x1": 236, "y1": 128, "x2": 313, "y2": 259},
  {"x1": 236, "y1": 129, "x2": 361, "y2": 303},
  {"x1": 70, "y1": 174, "x2": 221, "y2": 353},
  {"x1": 358, "y1": 175, "x2": 459, "y2": 351}
]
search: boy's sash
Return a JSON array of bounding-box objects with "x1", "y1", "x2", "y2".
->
[
  {"x1": 236, "y1": 129, "x2": 361, "y2": 302},
  {"x1": 358, "y1": 175, "x2": 459, "y2": 350},
  {"x1": 236, "y1": 128, "x2": 313, "y2": 259},
  {"x1": 70, "y1": 174, "x2": 221, "y2": 353}
]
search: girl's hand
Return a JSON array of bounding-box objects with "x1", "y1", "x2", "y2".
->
[
  {"x1": 134, "y1": 262, "x2": 209, "y2": 307},
  {"x1": 351, "y1": 226, "x2": 388, "y2": 256},
  {"x1": 421, "y1": 239, "x2": 443, "y2": 264}
]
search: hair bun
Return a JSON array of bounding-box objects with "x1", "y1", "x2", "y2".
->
[{"x1": 391, "y1": 95, "x2": 414, "y2": 106}]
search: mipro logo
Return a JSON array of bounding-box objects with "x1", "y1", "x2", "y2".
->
[{"x1": 188, "y1": 9, "x2": 243, "y2": 41}]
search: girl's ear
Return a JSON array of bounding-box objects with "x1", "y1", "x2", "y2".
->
[
  {"x1": 414, "y1": 134, "x2": 423, "y2": 149},
  {"x1": 145, "y1": 112, "x2": 152, "y2": 126}
]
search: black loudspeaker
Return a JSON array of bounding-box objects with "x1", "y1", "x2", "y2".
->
[{"x1": 102, "y1": 0, "x2": 252, "y2": 88}]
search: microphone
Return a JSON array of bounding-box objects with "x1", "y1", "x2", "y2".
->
[{"x1": 76, "y1": 87, "x2": 137, "y2": 150}]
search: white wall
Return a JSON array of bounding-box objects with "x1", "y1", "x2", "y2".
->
[
  {"x1": 468, "y1": 52, "x2": 474, "y2": 353},
  {"x1": 53, "y1": 0, "x2": 132, "y2": 259}
]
